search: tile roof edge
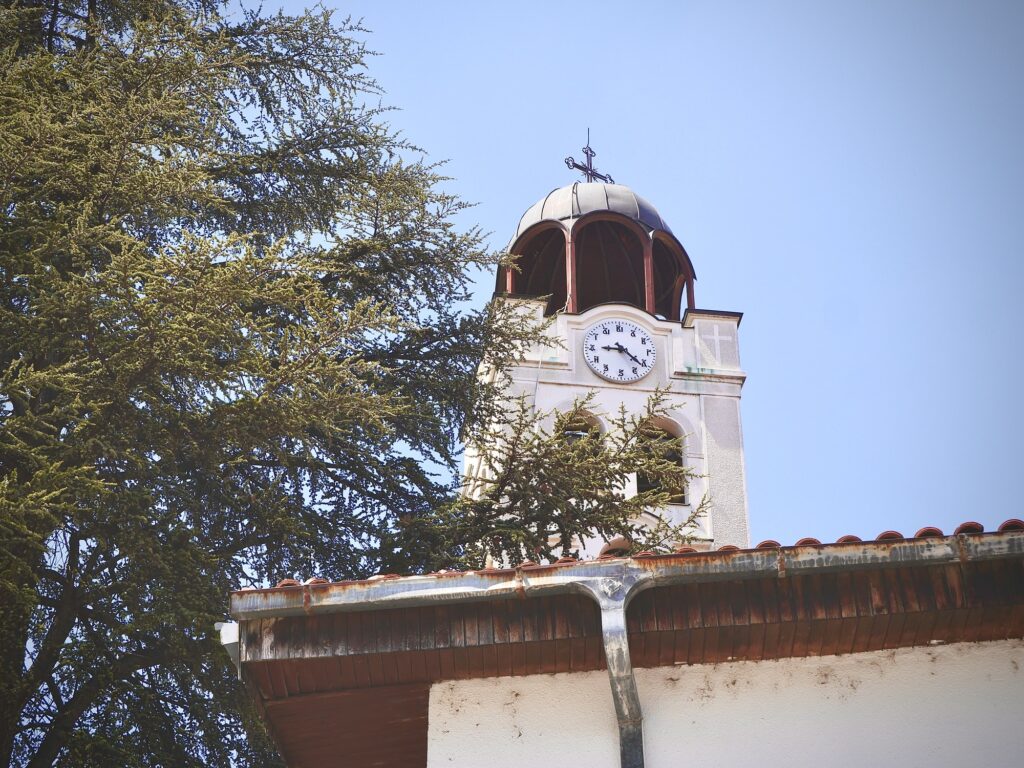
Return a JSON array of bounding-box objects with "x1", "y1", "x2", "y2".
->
[{"x1": 230, "y1": 528, "x2": 1024, "y2": 618}]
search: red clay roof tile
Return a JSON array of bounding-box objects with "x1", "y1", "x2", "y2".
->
[
  {"x1": 269, "y1": 520, "x2": 1021, "y2": 588},
  {"x1": 876, "y1": 530, "x2": 904, "y2": 540},
  {"x1": 955, "y1": 521, "x2": 984, "y2": 534}
]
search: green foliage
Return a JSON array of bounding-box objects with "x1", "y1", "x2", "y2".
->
[
  {"x1": 438, "y1": 391, "x2": 704, "y2": 567},
  {"x1": 0, "y1": 2, "x2": 702, "y2": 766},
  {"x1": 0, "y1": 2, "x2": 539, "y2": 765},
  {"x1": 384, "y1": 387, "x2": 706, "y2": 589}
]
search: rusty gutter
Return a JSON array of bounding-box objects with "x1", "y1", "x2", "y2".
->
[
  {"x1": 224, "y1": 531, "x2": 1021, "y2": 768},
  {"x1": 229, "y1": 532, "x2": 1021, "y2": 621}
]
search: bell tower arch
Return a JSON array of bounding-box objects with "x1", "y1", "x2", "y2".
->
[
  {"x1": 497, "y1": 183, "x2": 697, "y2": 320},
  {"x1": 481, "y1": 167, "x2": 750, "y2": 552}
]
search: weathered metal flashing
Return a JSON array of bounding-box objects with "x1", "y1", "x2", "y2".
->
[
  {"x1": 577, "y1": 573, "x2": 647, "y2": 768},
  {"x1": 227, "y1": 530, "x2": 1022, "y2": 768},
  {"x1": 681, "y1": 307, "x2": 744, "y2": 327},
  {"x1": 229, "y1": 532, "x2": 1023, "y2": 621}
]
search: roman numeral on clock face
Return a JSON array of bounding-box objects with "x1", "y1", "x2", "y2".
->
[{"x1": 582, "y1": 319, "x2": 656, "y2": 383}]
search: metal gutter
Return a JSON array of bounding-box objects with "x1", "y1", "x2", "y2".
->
[
  {"x1": 225, "y1": 531, "x2": 1023, "y2": 768},
  {"x1": 576, "y1": 571, "x2": 647, "y2": 768},
  {"x1": 230, "y1": 533, "x2": 1022, "y2": 620},
  {"x1": 215, "y1": 621, "x2": 240, "y2": 677}
]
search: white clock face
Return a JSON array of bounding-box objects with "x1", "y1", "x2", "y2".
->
[{"x1": 582, "y1": 319, "x2": 656, "y2": 383}]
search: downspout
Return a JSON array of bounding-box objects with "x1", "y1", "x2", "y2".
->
[
  {"x1": 577, "y1": 575, "x2": 647, "y2": 768},
  {"x1": 215, "y1": 621, "x2": 240, "y2": 677},
  {"x1": 225, "y1": 533, "x2": 1024, "y2": 768},
  {"x1": 223, "y1": 567, "x2": 653, "y2": 768}
]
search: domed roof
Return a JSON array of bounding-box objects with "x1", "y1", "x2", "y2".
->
[{"x1": 513, "y1": 182, "x2": 672, "y2": 243}]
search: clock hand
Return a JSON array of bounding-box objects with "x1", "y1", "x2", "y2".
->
[
  {"x1": 600, "y1": 343, "x2": 644, "y2": 367},
  {"x1": 603, "y1": 343, "x2": 634, "y2": 358},
  {"x1": 604, "y1": 342, "x2": 641, "y2": 364}
]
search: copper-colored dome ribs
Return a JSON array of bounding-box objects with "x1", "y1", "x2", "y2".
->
[
  {"x1": 998, "y1": 519, "x2": 1024, "y2": 532},
  {"x1": 836, "y1": 535, "x2": 862, "y2": 543},
  {"x1": 794, "y1": 537, "x2": 821, "y2": 546},
  {"x1": 755, "y1": 540, "x2": 781, "y2": 549},
  {"x1": 914, "y1": 527, "x2": 944, "y2": 538},
  {"x1": 506, "y1": 183, "x2": 695, "y2": 319}
]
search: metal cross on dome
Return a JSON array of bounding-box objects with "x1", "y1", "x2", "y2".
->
[{"x1": 564, "y1": 130, "x2": 615, "y2": 184}]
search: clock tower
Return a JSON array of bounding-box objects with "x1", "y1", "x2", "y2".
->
[{"x1": 473, "y1": 171, "x2": 750, "y2": 552}]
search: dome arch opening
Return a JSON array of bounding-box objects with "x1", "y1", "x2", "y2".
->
[
  {"x1": 500, "y1": 183, "x2": 696, "y2": 318},
  {"x1": 652, "y1": 232, "x2": 696, "y2": 320},
  {"x1": 499, "y1": 221, "x2": 569, "y2": 316},
  {"x1": 571, "y1": 214, "x2": 648, "y2": 316}
]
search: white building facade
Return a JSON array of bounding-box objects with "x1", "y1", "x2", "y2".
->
[
  {"x1": 225, "y1": 177, "x2": 1024, "y2": 768},
  {"x1": 429, "y1": 639, "x2": 1024, "y2": 768},
  {"x1": 469, "y1": 181, "x2": 751, "y2": 551}
]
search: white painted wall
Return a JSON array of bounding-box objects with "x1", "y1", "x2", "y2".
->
[
  {"x1": 464, "y1": 299, "x2": 750, "y2": 551},
  {"x1": 428, "y1": 640, "x2": 1024, "y2": 768}
]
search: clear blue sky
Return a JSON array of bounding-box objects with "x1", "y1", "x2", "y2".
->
[{"x1": 280, "y1": 0, "x2": 1023, "y2": 546}]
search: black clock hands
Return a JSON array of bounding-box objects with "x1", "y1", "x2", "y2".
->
[
  {"x1": 586, "y1": 320, "x2": 655, "y2": 382},
  {"x1": 602, "y1": 343, "x2": 643, "y2": 366}
]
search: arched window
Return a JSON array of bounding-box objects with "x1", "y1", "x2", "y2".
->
[
  {"x1": 600, "y1": 536, "x2": 632, "y2": 558},
  {"x1": 636, "y1": 428, "x2": 687, "y2": 505},
  {"x1": 557, "y1": 410, "x2": 601, "y2": 444}
]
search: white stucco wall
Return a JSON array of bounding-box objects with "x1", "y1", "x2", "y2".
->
[
  {"x1": 466, "y1": 300, "x2": 750, "y2": 550},
  {"x1": 427, "y1": 639, "x2": 1024, "y2": 768}
]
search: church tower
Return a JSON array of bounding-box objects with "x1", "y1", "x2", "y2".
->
[{"x1": 472, "y1": 150, "x2": 751, "y2": 552}]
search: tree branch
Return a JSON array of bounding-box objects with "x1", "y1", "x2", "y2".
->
[{"x1": 25, "y1": 640, "x2": 194, "y2": 768}]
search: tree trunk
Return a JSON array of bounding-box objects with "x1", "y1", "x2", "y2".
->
[{"x1": 0, "y1": 575, "x2": 33, "y2": 768}]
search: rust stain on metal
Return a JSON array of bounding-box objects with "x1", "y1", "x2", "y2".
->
[
  {"x1": 239, "y1": 558, "x2": 1024, "y2": 768},
  {"x1": 232, "y1": 523, "x2": 1024, "y2": 597},
  {"x1": 230, "y1": 530, "x2": 1024, "y2": 624},
  {"x1": 235, "y1": 550, "x2": 1019, "y2": 768},
  {"x1": 633, "y1": 550, "x2": 729, "y2": 571},
  {"x1": 230, "y1": 527, "x2": 1024, "y2": 768},
  {"x1": 514, "y1": 571, "x2": 527, "y2": 599},
  {"x1": 955, "y1": 535, "x2": 970, "y2": 564}
]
